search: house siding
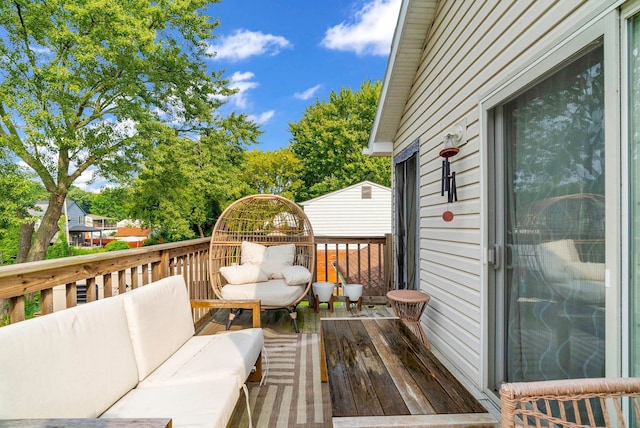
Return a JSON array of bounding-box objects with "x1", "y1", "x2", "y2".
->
[
  {"x1": 301, "y1": 181, "x2": 391, "y2": 237},
  {"x1": 392, "y1": 0, "x2": 618, "y2": 386}
]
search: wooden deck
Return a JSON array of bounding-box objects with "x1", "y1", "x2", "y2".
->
[
  {"x1": 197, "y1": 302, "x2": 500, "y2": 427},
  {"x1": 321, "y1": 318, "x2": 497, "y2": 427}
]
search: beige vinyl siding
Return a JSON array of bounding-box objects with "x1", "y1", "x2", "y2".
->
[
  {"x1": 301, "y1": 182, "x2": 391, "y2": 237},
  {"x1": 392, "y1": 0, "x2": 618, "y2": 384}
]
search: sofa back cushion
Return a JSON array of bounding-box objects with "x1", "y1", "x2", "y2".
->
[
  {"x1": 0, "y1": 295, "x2": 139, "y2": 418},
  {"x1": 122, "y1": 275, "x2": 195, "y2": 381}
]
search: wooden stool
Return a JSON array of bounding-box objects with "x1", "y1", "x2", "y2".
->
[
  {"x1": 386, "y1": 289, "x2": 431, "y2": 349},
  {"x1": 313, "y1": 282, "x2": 335, "y2": 313},
  {"x1": 314, "y1": 294, "x2": 334, "y2": 313}
]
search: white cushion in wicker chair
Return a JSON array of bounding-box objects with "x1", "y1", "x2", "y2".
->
[
  {"x1": 240, "y1": 241, "x2": 295, "y2": 279},
  {"x1": 220, "y1": 279, "x2": 305, "y2": 307},
  {"x1": 282, "y1": 265, "x2": 312, "y2": 285},
  {"x1": 219, "y1": 264, "x2": 268, "y2": 285}
]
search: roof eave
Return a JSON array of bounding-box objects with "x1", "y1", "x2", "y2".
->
[{"x1": 367, "y1": 0, "x2": 438, "y2": 157}]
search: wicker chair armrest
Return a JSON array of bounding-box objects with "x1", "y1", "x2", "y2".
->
[
  {"x1": 500, "y1": 377, "x2": 640, "y2": 428},
  {"x1": 191, "y1": 299, "x2": 261, "y2": 328}
]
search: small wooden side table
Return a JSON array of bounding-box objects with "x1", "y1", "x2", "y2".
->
[{"x1": 386, "y1": 289, "x2": 431, "y2": 349}]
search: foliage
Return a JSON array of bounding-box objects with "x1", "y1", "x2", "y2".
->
[
  {"x1": 91, "y1": 187, "x2": 130, "y2": 220},
  {"x1": 289, "y1": 81, "x2": 391, "y2": 201},
  {"x1": 103, "y1": 240, "x2": 130, "y2": 252},
  {"x1": 129, "y1": 114, "x2": 260, "y2": 241},
  {"x1": 45, "y1": 215, "x2": 70, "y2": 259},
  {"x1": 0, "y1": 0, "x2": 230, "y2": 261},
  {"x1": 243, "y1": 148, "x2": 303, "y2": 200},
  {"x1": 0, "y1": 157, "x2": 46, "y2": 263},
  {"x1": 67, "y1": 187, "x2": 96, "y2": 214}
]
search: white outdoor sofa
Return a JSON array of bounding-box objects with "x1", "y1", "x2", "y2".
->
[{"x1": 0, "y1": 274, "x2": 263, "y2": 427}]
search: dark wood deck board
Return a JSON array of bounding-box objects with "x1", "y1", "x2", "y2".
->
[
  {"x1": 323, "y1": 319, "x2": 360, "y2": 416},
  {"x1": 345, "y1": 319, "x2": 409, "y2": 416},
  {"x1": 322, "y1": 317, "x2": 494, "y2": 425}
]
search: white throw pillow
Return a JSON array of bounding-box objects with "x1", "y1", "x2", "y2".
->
[
  {"x1": 240, "y1": 241, "x2": 267, "y2": 265},
  {"x1": 261, "y1": 244, "x2": 296, "y2": 279},
  {"x1": 219, "y1": 265, "x2": 268, "y2": 285},
  {"x1": 281, "y1": 265, "x2": 312, "y2": 286}
]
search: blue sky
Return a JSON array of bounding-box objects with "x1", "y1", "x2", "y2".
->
[{"x1": 206, "y1": 0, "x2": 401, "y2": 152}]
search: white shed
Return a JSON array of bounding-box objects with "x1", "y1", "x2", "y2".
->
[{"x1": 300, "y1": 181, "x2": 391, "y2": 237}]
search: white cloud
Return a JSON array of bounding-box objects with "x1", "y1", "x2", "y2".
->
[
  {"x1": 294, "y1": 84, "x2": 322, "y2": 100},
  {"x1": 227, "y1": 71, "x2": 259, "y2": 109},
  {"x1": 321, "y1": 0, "x2": 401, "y2": 56},
  {"x1": 248, "y1": 110, "x2": 275, "y2": 125},
  {"x1": 207, "y1": 29, "x2": 292, "y2": 62}
]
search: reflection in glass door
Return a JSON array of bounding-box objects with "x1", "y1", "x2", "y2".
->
[{"x1": 495, "y1": 43, "x2": 606, "y2": 385}]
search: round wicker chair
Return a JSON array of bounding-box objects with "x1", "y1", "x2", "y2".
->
[{"x1": 209, "y1": 194, "x2": 315, "y2": 333}]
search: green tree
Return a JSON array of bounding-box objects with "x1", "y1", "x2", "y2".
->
[
  {"x1": 289, "y1": 81, "x2": 391, "y2": 201},
  {"x1": 130, "y1": 114, "x2": 260, "y2": 241},
  {"x1": 92, "y1": 187, "x2": 130, "y2": 220},
  {"x1": 0, "y1": 0, "x2": 231, "y2": 262},
  {"x1": 243, "y1": 148, "x2": 303, "y2": 200},
  {"x1": 0, "y1": 157, "x2": 46, "y2": 264},
  {"x1": 67, "y1": 187, "x2": 96, "y2": 214}
]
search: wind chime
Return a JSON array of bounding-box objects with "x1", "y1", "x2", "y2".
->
[{"x1": 440, "y1": 128, "x2": 461, "y2": 222}]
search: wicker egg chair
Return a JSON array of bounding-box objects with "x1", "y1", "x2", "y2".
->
[{"x1": 209, "y1": 194, "x2": 315, "y2": 333}]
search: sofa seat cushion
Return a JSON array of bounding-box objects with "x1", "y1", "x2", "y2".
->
[
  {"x1": 221, "y1": 278, "x2": 305, "y2": 306},
  {"x1": 139, "y1": 328, "x2": 264, "y2": 389},
  {"x1": 101, "y1": 379, "x2": 239, "y2": 428},
  {"x1": 122, "y1": 275, "x2": 196, "y2": 381},
  {"x1": 0, "y1": 295, "x2": 139, "y2": 418}
]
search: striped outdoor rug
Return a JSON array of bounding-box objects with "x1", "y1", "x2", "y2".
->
[{"x1": 230, "y1": 331, "x2": 331, "y2": 427}]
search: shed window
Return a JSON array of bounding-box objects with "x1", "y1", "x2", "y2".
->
[{"x1": 361, "y1": 186, "x2": 372, "y2": 199}]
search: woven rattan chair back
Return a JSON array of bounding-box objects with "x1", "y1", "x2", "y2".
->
[
  {"x1": 500, "y1": 377, "x2": 640, "y2": 428},
  {"x1": 209, "y1": 194, "x2": 315, "y2": 330}
]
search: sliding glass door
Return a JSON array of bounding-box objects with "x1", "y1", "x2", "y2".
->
[{"x1": 491, "y1": 43, "x2": 606, "y2": 389}]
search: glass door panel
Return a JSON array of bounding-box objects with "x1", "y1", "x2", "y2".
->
[{"x1": 502, "y1": 44, "x2": 606, "y2": 383}]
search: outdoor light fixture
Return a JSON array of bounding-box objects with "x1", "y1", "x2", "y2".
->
[{"x1": 440, "y1": 126, "x2": 463, "y2": 222}]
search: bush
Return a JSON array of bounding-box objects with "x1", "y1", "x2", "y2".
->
[{"x1": 103, "y1": 240, "x2": 131, "y2": 252}]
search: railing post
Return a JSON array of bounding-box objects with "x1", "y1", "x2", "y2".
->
[{"x1": 153, "y1": 249, "x2": 170, "y2": 282}]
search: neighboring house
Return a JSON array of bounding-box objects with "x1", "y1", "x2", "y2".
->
[
  {"x1": 31, "y1": 199, "x2": 97, "y2": 246},
  {"x1": 85, "y1": 214, "x2": 118, "y2": 231},
  {"x1": 367, "y1": 0, "x2": 637, "y2": 410},
  {"x1": 32, "y1": 199, "x2": 86, "y2": 231},
  {"x1": 300, "y1": 181, "x2": 391, "y2": 237},
  {"x1": 300, "y1": 181, "x2": 391, "y2": 288},
  {"x1": 113, "y1": 227, "x2": 151, "y2": 248}
]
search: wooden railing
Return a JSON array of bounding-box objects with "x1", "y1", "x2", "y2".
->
[
  {"x1": 0, "y1": 234, "x2": 393, "y2": 325},
  {"x1": 315, "y1": 234, "x2": 393, "y2": 304},
  {"x1": 0, "y1": 238, "x2": 212, "y2": 326}
]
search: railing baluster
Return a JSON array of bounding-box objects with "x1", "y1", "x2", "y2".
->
[
  {"x1": 40, "y1": 288, "x2": 53, "y2": 315},
  {"x1": 9, "y1": 296, "x2": 24, "y2": 323},
  {"x1": 103, "y1": 274, "x2": 112, "y2": 298},
  {"x1": 131, "y1": 266, "x2": 139, "y2": 289},
  {"x1": 66, "y1": 282, "x2": 77, "y2": 308},
  {"x1": 86, "y1": 277, "x2": 97, "y2": 302},
  {"x1": 118, "y1": 270, "x2": 126, "y2": 294}
]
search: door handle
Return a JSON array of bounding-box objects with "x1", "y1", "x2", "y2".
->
[{"x1": 487, "y1": 245, "x2": 500, "y2": 270}]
